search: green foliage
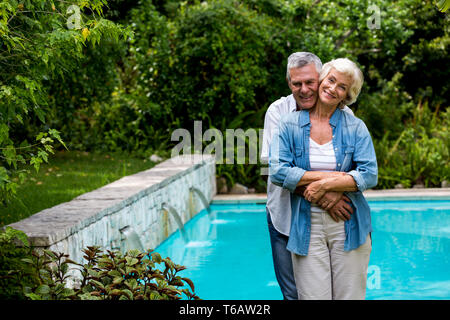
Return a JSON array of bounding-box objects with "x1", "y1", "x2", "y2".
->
[
  {"x1": 115, "y1": 0, "x2": 449, "y2": 190},
  {"x1": 213, "y1": 109, "x2": 267, "y2": 192},
  {"x1": 0, "y1": 228, "x2": 199, "y2": 300},
  {"x1": 163, "y1": 0, "x2": 288, "y2": 124},
  {"x1": 437, "y1": 0, "x2": 450, "y2": 12},
  {"x1": 374, "y1": 102, "x2": 450, "y2": 189},
  {"x1": 0, "y1": 227, "x2": 39, "y2": 299},
  {"x1": 2, "y1": 0, "x2": 448, "y2": 192},
  {"x1": 356, "y1": 72, "x2": 415, "y2": 140},
  {"x1": 0, "y1": 0, "x2": 131, "y2": 204}
]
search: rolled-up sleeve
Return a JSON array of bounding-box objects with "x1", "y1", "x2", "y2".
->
[
  {"x1": 347, "y1": 120, "x2": 378, "y2": 192},
  {"x1": 269, "y1": 118, "x2": 306, "y2": 192}
]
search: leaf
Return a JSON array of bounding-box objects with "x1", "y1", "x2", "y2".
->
[
  {"x1": 124, "y1": 278, "x2": 138, "y2": 291},
  {"x1": 121, "y1": 289, "x2": 133, "y2": 300},
  {"x1": 125, "y1": 257, "x2": 139, "y2": 266},
  {"x1": 21, "y1": 258, "x2": 34, "y2": 265},
  {"x1": 110, "y1": 289, "x2": 121, "y2": 296},
  {"x1": 151, "y1": 252, "x2": 162, "y2": 263},
  {"x1": 87, "y1": 269, "x2": 99, "y2": 278},
  {"x1": 437, "y1": 0, "x2": 450, "y2": 12},
  {"x1": 0, "y1": 124, "x2": 9, "y2": 145},
  {"x1": 36, "y1": 285, "x2": 50, "y2": 295},
  {"x1": 2, "y1": 145, "x2": 16, "y2": 166},
  {"x1": 182, "y1": 277, "x2": 195, "y2": 293},
  {"x1": 64, "y1": 258, "x2": 81, "y2": 266},
  {"x1": 127, "y1": 249, "x2": 140, "y2": 257},
  {"x1": 25, "y1": 293, "x2": 42, "y2": 300},
  {"x1": 43, "y1": 249, "x2": 57, "y2": 260},
  {"x1": 113, "y1": 276, "x2": 123, "y2": 285},
  {"x1": 82, "y1": 28, "x2": 90, "y2": 41},
  {"x1": 108, "y1": 270, "x2": 121, "y2": 277},
  {"x1": 175, "y1": 265, "x2": 187, "y2": 272},
  {"x1": 90, "y1": 280, "x2": 105, "y2": 291},
  {"x1": 60, "y1": 262, "x2": 69, "y2": 275},
  {"x1": 149, "y1": 292, "x2": 161, "y2": 300}
]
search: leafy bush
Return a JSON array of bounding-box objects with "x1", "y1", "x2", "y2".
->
[
  {"x1": 0, "y1": 227, "x2": 39, "y2": 299},
  {"x1": 0, "y1": 227, "x2": 199, "y2": 300},
  {"x1": 0, "y1": 0, "x2": 130, "y2": 204},
  {"x1": 356, "y1": 72, "x2": 415, "y2": 140},
  {"x1": 374, "y1": 102, "x2": 450, "y2": 189},
  {"x1": 3, "y1": 0, "x2": 448, "y2": 193}
]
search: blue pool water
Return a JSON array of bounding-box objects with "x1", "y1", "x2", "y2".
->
[{"x1": 155, "y1": 199, "x2": 450, "y2": 300}]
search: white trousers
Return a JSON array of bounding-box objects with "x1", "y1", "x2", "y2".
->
[{"x1": 291, "y1": 211, "x2": 372, "y2": 300}]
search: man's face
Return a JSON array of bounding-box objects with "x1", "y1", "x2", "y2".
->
[{"x1": 287, "y1": 64, "x2": 320, "y2": 110}]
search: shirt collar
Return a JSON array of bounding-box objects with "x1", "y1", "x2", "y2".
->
[
  {"x1": 288, "y1": 94, "x2": 298, "y2": 113},
  {"x1": 329, "y1": 108, "x2": 342, "y2": 127},
  {"x1": 298, "y1": 107, "x2": 343, "y2": 127}
]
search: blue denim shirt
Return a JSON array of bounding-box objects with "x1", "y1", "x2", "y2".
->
[{"x1": 269, "y1": 108, "x2": 378, "y2": 256}]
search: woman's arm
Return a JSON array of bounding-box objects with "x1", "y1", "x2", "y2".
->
[
  {"x1": 303, "y1": 119, "x2": 378, "y2": 202},
  {"x1": 303, "y1": 174, "x2": 357, "y2": 203},
  {"x1": 296, "y1": 170, "x2": 347, "y2": 187},
  {"x1": 270, "y1": 116, "x2": 347, "y2": 191},
  {"x1": 345, "y1": 121, "x2": 378, "y2": 191}
]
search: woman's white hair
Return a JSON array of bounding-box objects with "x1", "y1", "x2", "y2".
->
[{"x1": 319, "y1": 58, "x2": 364, "y2": 106}]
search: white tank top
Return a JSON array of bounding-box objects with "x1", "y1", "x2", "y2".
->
[{"x1": 309, "y1": 138, "x2": 336, "y2": 212}]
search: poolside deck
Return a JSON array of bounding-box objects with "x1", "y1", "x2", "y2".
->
[{"x1": 212, "y1": 188, "x2": 450, "y2": 203}]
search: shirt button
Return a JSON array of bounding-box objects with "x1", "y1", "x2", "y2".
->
[{"x1": 338, "y1": 163, "x2": 341, "y2": 166}]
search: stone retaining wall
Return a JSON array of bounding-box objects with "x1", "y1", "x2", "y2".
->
[{"x1": 9, "y1": 155, "x2": 216, "y2": 265}]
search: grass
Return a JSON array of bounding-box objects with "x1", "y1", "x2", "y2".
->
[{"x1": 0, "y1": 150, "x2": 158, "y2": 227}]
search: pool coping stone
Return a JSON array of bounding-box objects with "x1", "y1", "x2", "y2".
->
[{"x1": 211, "y1": 188, "x2": 450, "y2": 204}]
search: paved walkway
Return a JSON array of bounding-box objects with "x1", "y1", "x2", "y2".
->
[{"x1": 212, "y1": 188, "x2": 450, "y2": 203}]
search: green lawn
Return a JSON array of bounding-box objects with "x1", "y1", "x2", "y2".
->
[{"x1": 0, "y1": 150, "x2": 157, "y2": 227}]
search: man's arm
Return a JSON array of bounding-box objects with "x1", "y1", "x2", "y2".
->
[{"x1": 327, "y1": 196, "x2": 354, "y2": 222}]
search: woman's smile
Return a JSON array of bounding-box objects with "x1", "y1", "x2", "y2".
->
[
  {"x1": 319, "y1": 68, "x2": 353, "y2": 106},
  {"x1": 322, "y1": 89, "x2": 336, "y2": 99}
]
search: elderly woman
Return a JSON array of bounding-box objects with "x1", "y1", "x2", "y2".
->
[{"x1": 269, "y1": 58, "x2": 377, "y2": 300}]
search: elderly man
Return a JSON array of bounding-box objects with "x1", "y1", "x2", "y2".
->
[{"x1": 260, "y1": 52, "x2": 354, "y2": 300}]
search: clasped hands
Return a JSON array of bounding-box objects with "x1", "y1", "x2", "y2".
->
[{"x1": 294, "y1": 174, "x2": 353, "y2": 222}]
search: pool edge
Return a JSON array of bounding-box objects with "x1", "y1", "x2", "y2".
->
[{"x1": 212, "y1": 188, "x2": 450, "y2": 204}]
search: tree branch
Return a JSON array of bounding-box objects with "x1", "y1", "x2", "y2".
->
[{"x1": 334, "y1": 28, "x2": 356, "y2": 50}]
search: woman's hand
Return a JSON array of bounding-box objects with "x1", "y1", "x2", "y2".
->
[{"x1": 303, "y1": 179, "x2": 329, "y2": 203}]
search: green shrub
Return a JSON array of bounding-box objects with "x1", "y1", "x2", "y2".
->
[
  {"x1": 0, "y1": 228, "x2": 199, "y2": 300},
  {"x1": 374, "y1": 102, "x2": 450, "y2": 189},
  {"x1": 0, "y1": 227, "x2": 39, "y2": 299},
  {"x1": 0, "y1": 0, "x2": 130, "y2": 204},
  {"x1": 356, "y1": 72, "x2": 415, "y2": 141},
  {"x1": 136, "y1": 0, "x2": 294, "y2": 130}
]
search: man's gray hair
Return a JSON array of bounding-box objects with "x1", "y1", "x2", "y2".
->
[{"x1": 286, "y1": 52, "x2": 322, "y2": 81}]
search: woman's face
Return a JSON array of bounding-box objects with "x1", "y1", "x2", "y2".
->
[{"x1": 319, "y1": 68, "x2": 353, "y2": 107}]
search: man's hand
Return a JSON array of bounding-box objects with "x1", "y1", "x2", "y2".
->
[
  {"x1": 317, "y1": 191, "x2": 343, "y2": 211},
  {"x1": 327, "y1": 196, "x2": 353, "y2": 222},
  {"x1": 294, "y1": 185, "x2": 306, "y2": 196}
]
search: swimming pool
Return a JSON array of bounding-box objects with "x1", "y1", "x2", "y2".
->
[{"x1": 155, "y1": 199, "x2": 450, "y2": 300}]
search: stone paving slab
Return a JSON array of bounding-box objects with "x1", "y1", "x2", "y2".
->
[{"x1": 212, "y1": 188, "x2": 450, "y2": 203}]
